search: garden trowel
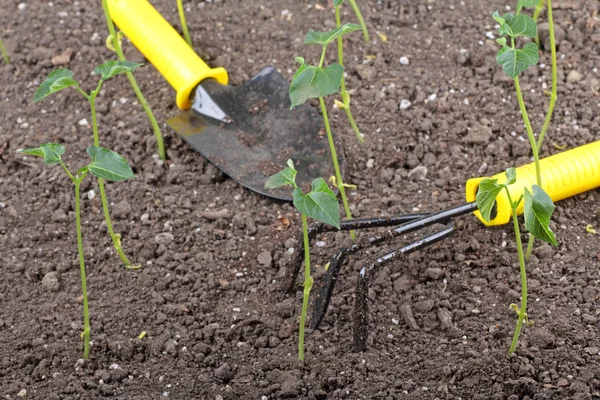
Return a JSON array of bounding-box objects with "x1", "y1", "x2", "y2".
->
[{"x1": 107, "y1": 0, "x2": 341, "y2": 200}]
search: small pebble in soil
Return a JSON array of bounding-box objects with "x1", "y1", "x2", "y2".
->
[
  {"x1": 214, "y1": 363, "x2": 234, "y2": 383},
  {"x1": 399, "y1": 99, "x2": 411, "y2": 110},
  {"x1": 399, "y1": 56, "x2": 410, "y2": 65},
  {"x1": 87, "y1": 190, "x2": 96, "y2": 200},
  {"x1": 408, "y1": 166, "x2": 428, "y2": 181},
  {"x1": 42, "y1": 272, "x2": 60, "y2": 292},
  {"x1": 257, "y1": 251, "x2": 272, "y2": 267},
  {"x1": 78, "y1": 118, "x2": 88, "y2": 126},
  {"x1": 155, "y1": 232, "x2": 174, "y2": 246}
]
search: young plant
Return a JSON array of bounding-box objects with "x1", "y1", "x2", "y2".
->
[
  {"x1": 176, "y1": 0, "x2": 193, "y2": 47},
  {"x1": 34, "y1": 62, "x2": 143, "y2": 268},
  {"x1": 101, "y1": 0, "x2": 167, "y2": 160},
  {"x1": 331, "y1": 1, "x2": 364, "y2": 143},
  {"x1": 514, "y1": 0, "x2": 558, "y2": 258},
  {"x1": 291, "y1": 25, "x2": 361, "y2": 238},
  {"x1": 476, "y1": 169, "x2": 557, "y2": 355},
  {"x1": 265, "y1": 160, "x2": 340, "y2": 361},
  {"x1": 18, "y1": 144, "x2": 135, "y2": 358},
  {"x1": 0, "y1": 37, "x2": 8, "y2": 64}
]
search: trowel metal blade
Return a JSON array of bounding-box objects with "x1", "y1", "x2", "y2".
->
[{"x1": 167, "y1": 67, "x2": 344, "y2": 201}]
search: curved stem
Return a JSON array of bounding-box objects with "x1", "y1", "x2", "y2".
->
[
  {"x1": 0, "y1": 38, "x2": 9, "y2": 64},
  {"x1": 532, "y1": 0, "x2": 544, "y2": 47},
  {"x1": 98, "y1": 178, "x2": 132, "y2": 266},
  {"x1": 336, "y1": 6, "x2": 363, "y2": 143},
  {"x1": 347, "y1": 0, "x2": 369, "y2": 42},
  {"x1": 101, "y1": 0, "x2": 166, "y2": 160},
  {"x1": 319, "y1": 97, "x2": 355, "y2": 240},
  {"x1": 89, "y1": 93, "x2": 133, "y2": 267},
  {"x1": 298, "y1": 214, "x2": 312, "y2": 361},
  {"x1": 536, "y1": 0, "x2": 557, "y2": 151},
  {"x1": 75, "y1": 180, "x2": 91, "y2": 359},
  {"x1": 176, "y1": 0, "x2": 193, "y2": 47}
]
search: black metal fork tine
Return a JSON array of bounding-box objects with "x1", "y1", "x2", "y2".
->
[
  {"x1": 352, "y1": 221, "x2": 458, "y2": 352},
  {"x1": 286, "y1": 213, "x2": 431, "y2": 295}
]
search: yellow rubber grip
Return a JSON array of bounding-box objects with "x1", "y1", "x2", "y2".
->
[
  {"x1": 466, "y1": 141, "x2": 600, "y2": 226},
  {"x1": 107, "y1": 0, "x2": 228, "y2": 110}
]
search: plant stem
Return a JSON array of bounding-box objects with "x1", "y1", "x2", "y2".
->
[
  {"x1": 319, "y1": 97, "x2": 355, "y2": 240},
  {"x1": 75, "y1": 177, "x2": 91, "y2": 359},
  {"x1": 514, "y1": 76, "x2": 541, "y2": 186},
  {"x1": 536, "y1": 0, "x2": 557, "y2": 151},
  {"x1": 335, "y1": 6, "x2": 363, "y2": 143},
  {"x1": 89, "y1": 91, "x2": 133, "y2": 267},
  {"x1": 298, "y1": 214, "x2": 312, "y2": 361},
  {"x1": 532, "y1": 0, "x2": 545, "y2": 48},
  {"x1": 347, "y1": 0, "x2": 369, "y2": 42},
  {"x1": 101, "y1": 0, "x2": 166, "y2": 160},
  {"x1": 508, "y1": 205, "x2": 528, "y2": 356},
  {"x1": 0, "y1": 38, "x2": 10, "y2": 64},
  {"x1": 176, "y1": 0, "x2": 193, "y2": 47},
  {"x1": 526, "y1": 0, "x2": 557, "y2": 262}
]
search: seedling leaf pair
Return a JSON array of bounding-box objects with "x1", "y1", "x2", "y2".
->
[
  {"x1": 18, "y1": 144, "x2": 134, "y2": 182},
  {"x1": 305, "y1": 23, "x2": 362, "y2": 46},
  {"x1": 34, "y1": 61, "x2": 144, "y2": 103},
  {"x1": 265, "y1": 159, "x2": 340, "y2": 229},
  {"x1": 290, "y1": 59, "x2": 344, "y2": 109},
  {"x1": 492, "y1": 11, "x2": 539, "y2": 79},
  {"x1": 475, "y1": 169, "x2": 556, "y2": 246}
]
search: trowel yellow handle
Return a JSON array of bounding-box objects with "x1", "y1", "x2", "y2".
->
[
  {"x1": 106, "y1": 0, "x2": 228, "y2": 110},
  {"x1": 466, "y1": 141, "x2": 600, "y2": 226}
]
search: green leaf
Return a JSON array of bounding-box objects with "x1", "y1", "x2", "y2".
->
[
  {"x1": 524, "y1": 185, "x2": 558, "y2": 246},
  {"x1": 492, "y1": 11, "x2": 506, "y2": 25},
  {"x1": 289, "y1": 63, "x2": 344, "y2": 109},
  {"x1": 94, "y1": 60, "x2": 143, "y2": 81},
  {"x1": 304, "y1": 23, "x2": 363, "y2": 46},
  {"x1": 265, "y1": 159, "x2": 297, "y2": 189},
  {"x1": 34, "y1": 69, "x2": 79, "y2": 102},
  {"x1": 18, "y1": 143, "x2": 65, "y2": 165},
  {"x1": 86, "y1": 146, "x2": 135, "y2": 182},
  {"x1": 496, "y1": 42, "x2": 539, "y2": 79},
  {"x1": 333, "y1": 0, "x2": 345, "y2": 6},
  {"x1": 292, "y1": 57, "x2": 309, "y2": 82},
  {"x1": 497, "y1": 13, "x2": 537, "y2": 38},
  {"x1": 292, "y1": 178, "x2": 340, "y2": 229},
  {"x1": 475, "y1": 178, "x2": 504, "y2": 222},
  {"x1": 505, "y1": 167, "x2": 517, "y2": 185},
  {"x1": 496, "y1": 37, "x2": 507, "y2": 46}
]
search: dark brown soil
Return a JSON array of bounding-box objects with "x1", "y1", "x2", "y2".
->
[{"x1": 2, "y1": 0, "x2": 600, "y2": 399}]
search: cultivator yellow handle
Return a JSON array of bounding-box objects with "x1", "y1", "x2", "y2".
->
[
  {"x1": 106, "y1": 0, "x2": 228, "y2": 110},
  {"x1": 466, "y1": 140, "x2": 600, "y2": 226}
]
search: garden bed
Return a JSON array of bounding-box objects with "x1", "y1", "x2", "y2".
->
[{"x1": 1, "y1": 0, "x2": 600, "y2": 398}]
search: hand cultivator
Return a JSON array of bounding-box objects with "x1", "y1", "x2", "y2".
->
[{"x1": 287, "y1": 141, "x2": 600, "y2": 352}]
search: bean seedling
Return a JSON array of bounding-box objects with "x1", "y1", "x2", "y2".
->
[
  {"x1": 17, "y1": 144, "x2": 135, "y2": 358},
  {"x1": 290, "y1": 24, "x2": 361, "y2": 238},
  {"x1": 34, "y1": 61, "x2": 143, "y2": 268},
  {"x1": 476, "y1": 6, "x2": 559, "y2": 355},
  {"x1": 515, "y1": 0, "x2": 558, "y2": 259},
  {"x1": 176, "y1": 0, "x2": 193, "y2": 47},
  {"x1": 265, "y1": 160, "x2": 340, "y2": 361},
  {"x1": 0, "y1": 37, "x2": 8, "y2": 64},
  {"x1": 102, "y1": 0, "x2": 167, "y2": 160},
  {"x1": 343, "y1": 0, "x2": 369, "y2": 42}
]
